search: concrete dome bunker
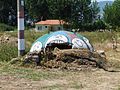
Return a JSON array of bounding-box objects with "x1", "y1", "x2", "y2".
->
[{"x1": 30, "y1": 30, "x2": 94, "y2": 52}]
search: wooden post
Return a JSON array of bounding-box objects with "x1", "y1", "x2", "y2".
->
[{"x1": 17, "y1": 0, "x2": 25, "y2": 56}]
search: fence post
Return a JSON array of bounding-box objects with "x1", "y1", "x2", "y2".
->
[{"x1": 17, "y1": 0, "x2": 25, "y2": 56}]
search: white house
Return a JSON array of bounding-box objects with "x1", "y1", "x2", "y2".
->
[{"x1": 35, "y1": 20, "x2": 66, "y2": 31}]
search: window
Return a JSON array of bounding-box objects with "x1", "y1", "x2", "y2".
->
[
  {"x1": 38, "y1": 26, "x2": 42, "y2": 30},
  {"x1": 37, "y1": 27, "x2": 39, "y2": 30},
  {"x1": 45, "y1": 26, "x2": 47, "y2": 28},
  {"x1": 58, "y1": 27, "x2": 61, "y2": 30}
]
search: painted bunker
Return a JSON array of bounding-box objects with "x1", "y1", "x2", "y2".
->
[{"x1": 30, "y1": 30, "x2": 94, "y2": 52}]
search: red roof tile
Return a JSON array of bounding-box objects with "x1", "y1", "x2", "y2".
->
[{"x1": 35, "y1": 20, "x2": 65, "y2": 25}]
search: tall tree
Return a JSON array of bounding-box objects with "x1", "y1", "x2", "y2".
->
[
  {"x1": 103, "y1": 0, "x2": 120, "y2": 27},
  {"x1": 25, "y1": 0, "x2": 50, "y2": 21},
  {"x1": 91, "y1": 0, "x2": 100, "y2": 22},
  {"x1": 25, "y1": 0, "x2": 100, "y2": 30}
]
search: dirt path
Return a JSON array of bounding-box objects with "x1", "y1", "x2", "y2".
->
[{"x1": 0, "y1": 69, "x2": 120, "y2": 90}]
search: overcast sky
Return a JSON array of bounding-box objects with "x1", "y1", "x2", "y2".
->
[{"x1": 92, "y1": 0, "x2": 114, "y2": 2}]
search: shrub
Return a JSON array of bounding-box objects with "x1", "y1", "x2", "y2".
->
[
  {"x1": 0, "y1": 43, "x2": 18, "y2": 62},
  {"x1": 0, "y1": 23, "x2": 14, "y2": 32},
  {"x1": 93, "y1": 20, "x2": 107, "y2": 30}
]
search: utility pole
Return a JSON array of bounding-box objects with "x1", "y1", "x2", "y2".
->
[{"x1": 17, "y1": 0, "x2": 25, "y2": 56}]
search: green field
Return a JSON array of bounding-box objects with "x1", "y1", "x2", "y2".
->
[
  {"x1": 0, "y1": 30, "x2": 120, "y2": 90},
  {"x1": 0, "y1": 30, "x2": 120, "y2": 62}
]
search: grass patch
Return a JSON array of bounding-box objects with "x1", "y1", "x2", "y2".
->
[
  {"x1": 0, "y1": 23, "x2": 14, "y2": 31},
  {"x1": 118, "y1": 87, "x2": 120, "y2": 90},
  {"x1": 41, "y1": 80, "x2": 84, "y2": 89},
  {"x1": 42, "y1": 84, "x2": 62, "y2": 89},
  {"x1": 0, "y1": 64, "x2": 68, "y2": 81},
  {"x1": 0, "y1": 30, "x2": 48, "y2": 62},
  {"x1": 6, "y1": 30, "x2": 48, "y2": 44},
  {"x1": 0, "y1": 30, "x2": 120, "y2": 64},
  {"x1": 0, "y1": 30, "x2": 120, "y2": 89},
  {"x1": 80, "y1": 31, "x2": 120, "y2": 44},
  {"x1": 0, "y1": 43, "x2": 18, "y2": 62},
  {"x1": 6, "y1": 30, "x2": 120, "y2": 44}
]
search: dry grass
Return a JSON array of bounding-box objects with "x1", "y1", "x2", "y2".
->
[{"x1": 0, "y1": 30, "x2": 120, "y2": 90}]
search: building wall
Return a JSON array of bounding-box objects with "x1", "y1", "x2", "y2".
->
[
  {"x1": 52, "y1": 25, "x2": 63, "y2": 31},
  {"x1": 35, "y1": 24, "x2": 64, "y2": 31},
  {"x1": 35, "y1": 25, "x2": 48, "y2": 31}
]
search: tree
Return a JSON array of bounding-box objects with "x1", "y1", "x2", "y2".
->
[
  {"x1": 25, "y1": 0, "x2": 50, "y2": 21},
  {"x1": 103, "y1": 0, "x2": 120, "y2": 27},
  {"x1": 0, "y1": 0, "x2": 102, "y2": 30},
  {"x1": 0, "y1": 0, "x2": 17, "y2": 25},
  {"x1": 91, "y1": 0, "x2": 100, "y2": 22}
]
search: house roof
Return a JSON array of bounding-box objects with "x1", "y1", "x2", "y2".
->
[{"x1": 35, "y1": 20, "x2": 65, "y2": 25}]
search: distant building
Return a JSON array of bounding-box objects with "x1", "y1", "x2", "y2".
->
[{"x1": 35, "y1": 20, "x2": 66, "y2": 31}]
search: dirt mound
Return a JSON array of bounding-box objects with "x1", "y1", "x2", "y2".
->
[
  {"x1": 42, "y1": 59, "x2": 97, "y2": 71},
  {"x1": 19, "y1": 48, "x2": 109, "y2": 71},
  {"x1": 0, "y1": 33, "x2": 17, "y2": 44}
]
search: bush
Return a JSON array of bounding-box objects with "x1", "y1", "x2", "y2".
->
[
  {"x1": 93, "y1": 20, "x2": 106, "y2": 30},
  {"x1": 0, "y1": 43, "x2": 18, "y2": 62},
  {"x1": 0, "y1": 23, "x2": 14, "y2": 31}
]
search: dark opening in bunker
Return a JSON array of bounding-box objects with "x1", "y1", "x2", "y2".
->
[{"x1": 46, "y1": 43, "x2": 72, "y2": 50}]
